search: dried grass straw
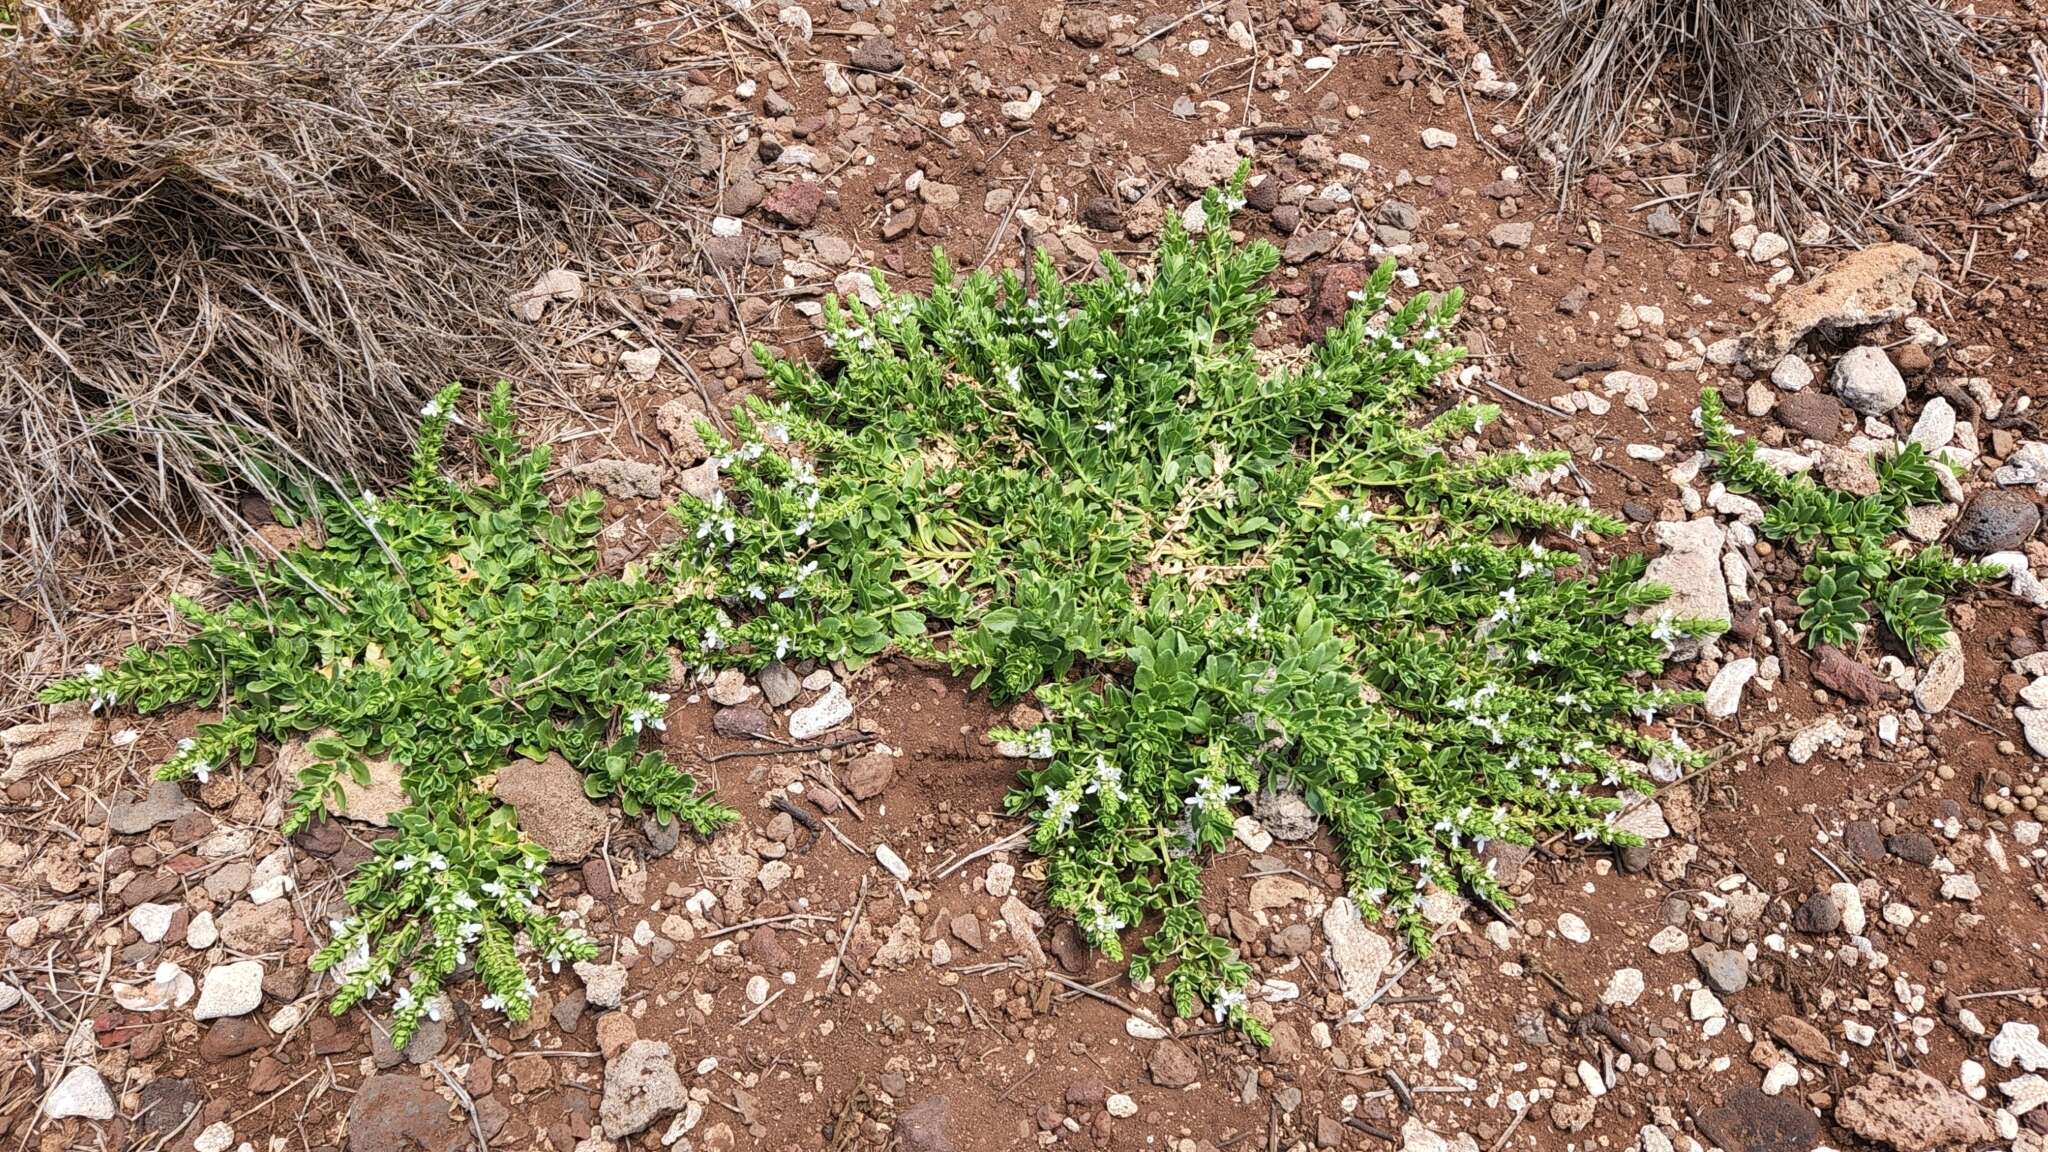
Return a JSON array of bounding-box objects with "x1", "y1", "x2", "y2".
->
[{"x1": 0, "y1": 0, "x2": 702, "y2": 601}]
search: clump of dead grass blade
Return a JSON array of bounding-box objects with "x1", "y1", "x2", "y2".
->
[
  {"x1": 1512, "y1": 0, "x2": 1991, "y2": 236},
  {"x1": 0, "y1": 0, "x2": 701, "y2": 601}
]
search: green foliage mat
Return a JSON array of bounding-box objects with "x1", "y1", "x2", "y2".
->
[
  {"x1": 1699, "y1": 388, "x2": 1995, "y2": 656},
  {"x1": 52, "y1": 179, "x2": 1715, "y2": 1044}
]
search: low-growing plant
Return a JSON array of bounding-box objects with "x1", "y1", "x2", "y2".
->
[
  {"x1": 55, "y1": 176, "x2": 1718, "y2": 1043},
  {"x1": 701, "y1": 175, "x2": 1716, "y2": 1033},
  {"x1": 1699, "y1": 388, "x2": 1997, "y2": 656},
  {"x1": 47, "y1": 385, "x2": 738, "y2": 1043}
]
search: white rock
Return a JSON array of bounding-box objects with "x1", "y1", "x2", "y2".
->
[
  {"x1": 1908, "y1": 398, "x2": 1957, "y2": 453},
  {"x1": 1829, "y1": 882, "x2": 1867, "y2": 936},
  {"x1": 194, "y1": 960, "x2": 264, "y2": 1020},
  {"x1": 788, "y1": 682, "x2": 853, "y2": 740},
  {"x1": 1601, "y1": 968, "x2": 1645, "y2": 1007},
  {"x1": 1992, "y1": 1021, "x2": 2048, "y2": 1071},
  {"x1": 1760, "y1": 1062, "x2": 1799, "y2": 1096},
  {"x1": 1556, "y1": 912, "x2": 1591, "y2": 944},
  {"x1": 1106, "y1": 1093, "x2": 1138, "y2": 1118},
  {"x1": 113, "y1": 961, "x2": 194, "y2": 1013},
  {"x1": 1322, "y1": 898, "x2": 1394, "y2": 1013},
  {"x1": 1749, "y1": 232, "x2": 1789, "y2": 263},
  {"x1": 129, "y1": 903, "x2": 177, "y2": 943},
  {"x1": 1704, "y1": 658, "x2": 1758, "y2": 717},
  {"x1": 186, "y1": 910, "x2": 218, "y2": 950},
  {"x1": 983, "y1": 861, "x2": 1015, "y2": 899},
  {"x1": 194, "y1": 1122, "x2": 236, "y2": 1152},
  {"x1": 1832, "y1": 346, "x2": 1907, "y2": 416},
  {"x1": 1772, "y1": 356, "x2": 1814, "y2": 391},
  {"x1": 874, "y1": 844, "x2": 912, "y2": 883},
  {"x1": 1420, "y1": 128, "x2": 1458, "y2": 149},
  {"x1": 1578, "y1": 1059, "x2": 1607, "y2": 1097},
  {"x1": 1648, "y1": 926, "x2": 1689, "y2": 955},
  {"x1": 1941, "y1": 873, "x2": 1981, "y2": 902},
  {"x1": 1001, "y1": 91, "x2": 1042, "y2": 123},
  {"x1": 1913, "y1": 640, "x2": 1966, "y2": 715},
  {"x1": 619, "y1": 346, "x2": 662, "y2": 382},
  {"x1": 1124, "y1": 1015, "x2": 1170, "y2": 1041},
  {"x1": 1844, "y1": 1020, "x2": 1876, "y2": 1046},
  {"x1": 2001, "y1": 1074, "x2": 2048, "y2": 1116},
  {"x1": 744, "y1": 975, "x2": 770, "y2": 1006},
  {"x1": 43, "y1": 1066, "x2": 116, "y2": 1121},
  {"x1": 1689, "y1": 987, "x2": 1726, "y2": 1021},
  {"x1": 574, "y1": 961, "x2": 627, "y2": 1009},
  {"x1": 1996, "y1": 442, "x2": 2048, "y2": 487}
]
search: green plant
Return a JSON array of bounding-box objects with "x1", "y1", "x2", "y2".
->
[
  {"x1": 702, "y1": 174, "x2": 1714, "y2": 1035},
  {"x1": 46, "y1": 384, "x2": 736, "y2": 1043},
  {"x1": 1699, "y1": 387, "x2": 1996, "y2": 656}
]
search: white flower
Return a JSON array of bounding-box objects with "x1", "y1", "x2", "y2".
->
[
  {"x1": 1041, "y1": 786, "x2": 1081, "y2": 832},
  {"x1": 1211, "y1": 986, "x2": 1247, "y2": 1022},
  {"x1": 392, "y1": 986, "x2": 417, "y2": 1014},
  {"x1": 481, "y1": 881, "x2": 506, "y2": 898},
  {"x1": 420, "y1": 397, "x2": 443, "y2": 419},
  {"x1": 393, "y1": 855, "x2": 416, "y2": 872},
  {"x1": 190, "y1": 759, "x2": 211, "y2": 784}
]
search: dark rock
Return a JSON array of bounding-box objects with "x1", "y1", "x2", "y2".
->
[
  {"x1": 759, "y1": 181, "x2": 823, "y2": 229},
  {"x1": 1048, "y1": 921, "x2": 1092, "y2": 975},
  {"x1": 743, "y1": 925, "x2": 794, "y2": 969},
  {"x1": 199, "y1": 1018, "x2": 268, "y2": 1062},
  {"x1": 1270, "y1": 922, "x2": 1314, "y2": 957},
  {"x1": 1081, "y1": 196, "x2": 1123, "y2": 232},
  {"x1": 1149, "y1": 1040, "x2": 1199, "y2": 1088},
  {"x1": 1646, "y1": 204, "x2": 1682, "y2": 237},
  {"x1": 639, "y1": 813, "x2": 682, "y2": 857},
  {"x1": 1694, "y1": 1088, "x2": 1824, "y2": 1152},
  {"x1": 1727, "y1": 600, "x2": 1762, "y2": 643},
  {"x1": 346, "y1": 1074, "x2": 466, "y2": 1152},
  {"x1": 109, "y1": 780, "x2": 195, "y2": 835},
  {"x1": 1377, "y1": 200, "x2": 1420, "y2": 231},
  {"x1": 1619, "y1": 844, "x2": 1654, "y2": 873},
  {"x1": 1791, "y1": 891, "x2": 1840, "y2": 935},
  {"x1": 1281, "y1": 229, "x2": 1337, "y2": 265},
  {"x1": 137, "y1": 1078, "x2": 198, "y2": 1137},
  {"x1": 1951, "y1": 490, "x2": 2041, "y2": 554},
  {"x1": 553, "y1": 988, "x2": 588, "y2": 1033},
  {"x1": 1243, "y1": 176, "x2": 1280, "y2": 214},
  {"x1": 897, "y1": 1096, "x2": 956, "y2": 1152},
  {"x1": 1843, "y1": 819, "x2": 1885, "y2": 862},
  {"x1": 1886, "y1": 832, "x2": 1937, "y2": 866},
  {"x1": 881, "y1": 206, "x2": 919, "y2": 241},
  {"x1": 1269, "y1": 204, "x2": 1299, "y2": 235},
  {"x1": 1305, "y1": 263, "x2": 1369, "y2": 337},
  {"x1": 1810, "y1": 646, "x2": 1894, "y2": 704},
  {"x1": 848, "y1": 36, "x2": 904, "y2": 73},
  {"x1": 310, "y1": 1012, "x2": 360, "y2": 1056},
  {"x1": 1065, "y1": 1079, "x2": 1106, "y2": 1108},
  {"x1": 1773, "y1": 391, "x2": 1848, "y2": 442},
  {"x1": 713, "y1": 705, "x2": 771, "y2": 739}
]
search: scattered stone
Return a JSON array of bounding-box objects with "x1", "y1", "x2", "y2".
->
[
  {"x1": 1791, "y1": 891, "x2": 1840, "y2": 935},
  {"x1": 493, "y1": 753, "x2": 609, "y2": 862},
  {"x1": 1695, "y1": 946, "x2": 1749, "y2": 994},
  {"x1": 108, "y1": 779, "x2": 195, "y2": 834},
  {"x1": 789, "y1": 682, "x2": 853, "y2": 740},
  {"x1": 1556, "y1": 912, "x2": 1591, "y2": 944},
  {"x1": 897, "y1": 1096, "x2": 956, "y2": 1152},
  {"x1": 1648, "y1": 926, "x2": 1689, "y2": 955},
  {"x1": 1253, "y1": 788, "x2": 1318, "y2": 841},
  {"x1": 1773, "y1": 390, "x2": 1846, "y2": 441},
  {"x1": 1992, "y1": 1021, "x2": 2048, "y2": 1071},
  {"x1": 1178, "y1": 141, "x2": 1241, "y2": 190},
  {"x1": 1704, "y1": 658, "x2": 1757, "y2": 717},
  {"x1": 1641, "y1": 519, "x2": 1730, "y2": 651},
  {"x1": 1831, "y1": 346, "x2": 1906, "y2": 416},
  {"x1": 195, "y1": 960, "x2": 264, "y2": 1020},
  {"x1": 129, "y1": 902, "x2": 177, "y2": 943},
  {"x1": 1150, "y1": 1040, "x2": 1199, "y2": 1088},
  {"x1": 845, "y1": 749, "x2": 896, "y2": 800},
  {"x1": 1951, "y1": 490, "x2": 2040, "y2": 554},
  {"x1": 1062, "y1": 9, "x2": 1108, "y2": 47},
  {"x1": 1694, "y1": 1088, "x2": 1822, "y2": 1152},
  {"x1": 1322, "y1": 898, "x2": 1392, "y2": 1012},
  {"x1": 43, "y1": 1066, "x2": 116, "y2": 1121},
  {"x1": 1829, "y1": 882, "x2": 1868, "y2": 935},
  {"x1": 1940, "y1": 873, "x2": 1981, "y2": 902},
  {"x1": 1769, "y1": 1015, "x2": 1835, "y2": 1064},
  {"x1": 1646, "y1": 204, "x2": 1680, "y2": 237},
  {"x1": 602, "y1": 1040, "x2": 687, "y2": 1138},
  {"x1": 573, "y1": 458, "x2": 665, "y2": 500},
  {"x1": 193, "y1": 1122, "x2": 235, "y2": 1152},
  {"x1": 1601, "y1": 968, "x2": 1645, "y2": 1007},
  {"x1": 1746, "y1": 243, "x2": 1928, "y2": 362},
  {"x1": 757, "y1": 662, "x2": 801, "y2": 707},
  {"x1": 1488, "y1": 222, "x2": 1534, "y2": 249},
  {"x1": 1105, "y1": 1093, "x2": 1137, "y2": 1119},
  {"x1": 1811, "y1": 646, "x2": 1894, "y2": 704},
  {"x1": 713, "y1": 705, "x2": 771, "y2": 739},
  {"x1": 875, "y1": 844, "x2": 912, "y2": 883},
  {"x1": 760, "y1": 181, "x2": 823, "y2": 228},
  {"x1": 346, "y1": 1073, "x2": 465, "y2": 1152},
  {"x1": 1912, "y1": 641, "x2": 1965, "y2": 714},
  {"x1": 1419, "y1": 127, "x2": 1458, "y2": 149},
  {"x1": 1836, "y1": 1068, "x2": 1996, "y2": 1152},
  {"x1": 510, "y1": 268, "x2": 583, "y2": 322},
  {"x1": 847, "y1": 35, "x2": 904, "y2": 73},
  {"x1": 575, "y1": 961, "x2": 627, "y2": 1009}
]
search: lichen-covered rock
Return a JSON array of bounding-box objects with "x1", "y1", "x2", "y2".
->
[
  {"x1": 1836, "y1": 1068, "x2": 1996, "y2": 1152},
  {"x1": 491, "y1": 753, "x2": 608, "y2": 862},
  {"x1": 1746, "y1": 243, "x2": 1928, "y2": 362}
]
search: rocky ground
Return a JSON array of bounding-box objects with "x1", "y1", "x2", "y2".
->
[{"x1": 8, "y1": 1, "x2": 2048, "y2": 1151}]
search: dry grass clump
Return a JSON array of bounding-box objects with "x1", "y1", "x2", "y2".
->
[
  {"x1": 1511, "y1": 0, "x2": 1989, "y2": 236},
  {"x1": 0, "y1": 0, "x2": 700, "y2": 595}
]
